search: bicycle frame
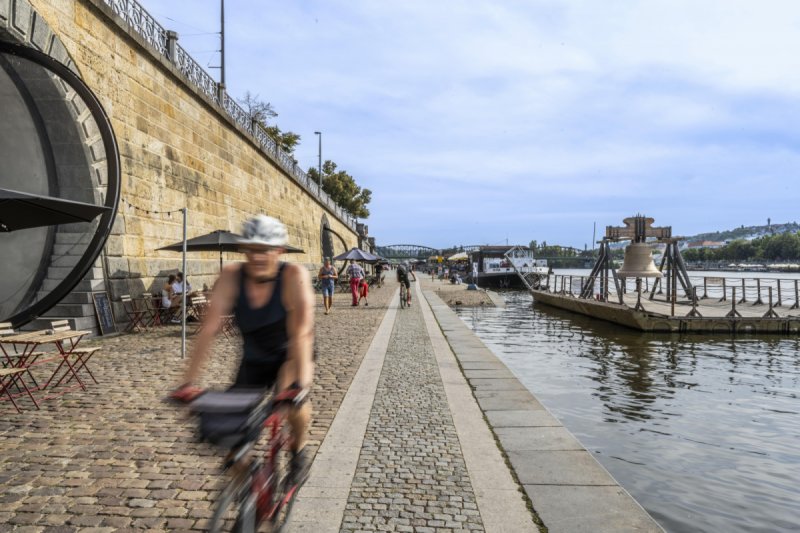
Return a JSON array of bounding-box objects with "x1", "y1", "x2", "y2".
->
[{"x1": 207, "y1": 389, "x2": 305, "y2": 533}]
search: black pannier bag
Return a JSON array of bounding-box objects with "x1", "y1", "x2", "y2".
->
[{"x1": 189, "y1": 390, "x2": 266, "y2": 448}]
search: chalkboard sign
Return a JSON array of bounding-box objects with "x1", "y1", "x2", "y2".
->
[{"x1": 92, "y1": 291, "x2": 117, "y2": 336}]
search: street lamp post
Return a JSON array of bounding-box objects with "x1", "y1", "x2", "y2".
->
[{"x1": 314, "y1": 131, "x2": 322, "y2": 192}]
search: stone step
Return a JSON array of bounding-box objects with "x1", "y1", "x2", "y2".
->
[
  {"x1": 52, "y1": 243, "x2": 91, "y2": 256},
  {"x1": 43, "y1": 265, "x2": 104, "y2": 283},
  {"x1": 42, "y1": 303, "x2": 96, "y2": 318},
  {"x1": 41, "y1": 277, "x2": 105, "y2": 293},
  {"x1": 23, "y1": 315, "x2": 99, "y2": 335},
  {"x1": 53, "y1": 232, "x2": 94, "y2": 245},
  {"x1": 53, "y1": 292, "x2": 96, "y2": 305}
]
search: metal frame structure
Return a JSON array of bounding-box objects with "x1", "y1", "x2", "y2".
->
[
  {"x1": 579, "y1": 215, "x2": 693, "y2": 306},
  {"x1": 1, "y1": 43, "x2": 121, "y2": 328}
]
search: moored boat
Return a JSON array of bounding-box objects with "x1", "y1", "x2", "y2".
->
[{"x1": 468, "y1": 246, "x2": 548, "y2": 289}]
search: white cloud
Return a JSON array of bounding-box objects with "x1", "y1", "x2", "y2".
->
[{"x1": 140, "y1": 0, "x2": 800, "y2": 246}]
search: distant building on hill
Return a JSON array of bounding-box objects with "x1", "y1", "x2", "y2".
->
[{"x1": 687, "y1": 240, "x2": 726, "y2": 249}]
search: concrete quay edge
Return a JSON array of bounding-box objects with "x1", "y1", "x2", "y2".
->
[{"x1": 423, "y1": 289, "x2": 665, "y2": 533}]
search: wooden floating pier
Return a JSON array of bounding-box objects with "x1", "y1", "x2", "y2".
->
[{"x1": 533, "y1": 274, "x2": 800, "y2": 334}]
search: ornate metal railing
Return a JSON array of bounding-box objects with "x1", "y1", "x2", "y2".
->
[{"x1": 98, "y1": 0, "x2": 357, "y2": 230}]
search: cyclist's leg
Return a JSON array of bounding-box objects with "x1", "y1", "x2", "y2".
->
[
  {"x1": 276, "y1": 361, "x2": 312, "y2": 485},
  {"x1": 405, "y1": 280, "x2": 412, "y2": 304}
]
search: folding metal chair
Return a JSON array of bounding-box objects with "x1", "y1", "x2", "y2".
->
[
  {"x1": 0, "y1": 367, "x2": 38, "y2": 413},
  {"x1": 48, "y1": 320, "x2": 101, "y2": 386},
  {"x1": 121, "y1": 295, "x2": 148, "y2": 332}
]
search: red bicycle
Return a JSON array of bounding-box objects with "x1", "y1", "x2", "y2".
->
[{"x1": 188, "y1": 387, "x2": 307, "y2": 532}]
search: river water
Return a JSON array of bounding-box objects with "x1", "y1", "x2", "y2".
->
[{"x1": 454, "y1": 280, "x2": 800, "y2": 532}]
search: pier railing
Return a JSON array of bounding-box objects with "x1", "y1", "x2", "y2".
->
[
  {"x1": 98, "y1": 0, "x2": 358, "y2": 231},
  {"x1": 545, "y1": 273, "x2": 800, "y2": 317}
]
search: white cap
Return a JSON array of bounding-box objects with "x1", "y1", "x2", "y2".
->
[{"x1": 238, "y1": 215, "x2": 288, "y2": 248}]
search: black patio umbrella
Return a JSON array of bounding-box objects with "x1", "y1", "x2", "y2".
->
[
  {"x1": 158, "y1": 229, "x2": 304, "y2": 271},
  {"x1": 332, "y1": 247, "x2": 380, "y2": 263},
  {"x1": 0, "y1": 188, "x2": 110, "y2": 232}
]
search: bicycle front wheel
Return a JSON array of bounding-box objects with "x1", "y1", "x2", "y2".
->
[{"x1": 209, "y1": 475, "x2": 256, "y2": 533}]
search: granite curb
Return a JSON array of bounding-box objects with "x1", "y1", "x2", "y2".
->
[{"x1": 423, "y1": 289, "x2": 665, "y2": 533}]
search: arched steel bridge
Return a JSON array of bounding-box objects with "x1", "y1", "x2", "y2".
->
[{"x1": 376, "y1": 244, "x2": 484, "y2": 260}]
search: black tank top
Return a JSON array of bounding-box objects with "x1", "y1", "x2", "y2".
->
[{"x1": 235, "y1": 263, "x2": 289, "y2": 365}]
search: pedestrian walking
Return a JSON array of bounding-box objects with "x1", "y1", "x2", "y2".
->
[
  {"x1": 358, "y1": 277, "x2": 369, "y2": 306},
  {"x1": 347, "y1": 259, "x2": 365, "y2": 306},
  {"x1": 374, "y1": 261, "x2": 384, "y2": 288},
  {"x1": 318, "y1": 258, "x2": 337, "y2": 315}
]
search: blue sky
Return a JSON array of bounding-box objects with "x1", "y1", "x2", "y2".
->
[{"x1": 139, "y1": 0, "x2": 800, "y2": 249}]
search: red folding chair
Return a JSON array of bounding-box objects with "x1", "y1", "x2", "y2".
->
[{"x1": 0, "y1": 367, "x2": 38, "y2": 413}]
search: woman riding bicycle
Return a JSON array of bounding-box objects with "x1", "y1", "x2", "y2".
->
[{"x1": 171, "y1": 214, "x2": 315, "y2": 486}]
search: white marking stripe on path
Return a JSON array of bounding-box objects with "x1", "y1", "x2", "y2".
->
[
  {"x1": 416, "y1": 282, "x2": 537, "y2": 532},
  {"x1": 286, "y1": 289, "x2": 399, "y2": 532}
]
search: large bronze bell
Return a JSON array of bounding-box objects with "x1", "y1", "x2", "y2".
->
[{"x1": 617, "y1": 242, "x2": 662, "y2": 278}]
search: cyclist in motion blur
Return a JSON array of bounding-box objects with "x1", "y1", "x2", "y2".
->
[
  {"x1": 396, "y1": 261, "x2": 417, "y2": 307},
  {"x1": 171, "y1": 214, "x2": 315, "y2": 486}
]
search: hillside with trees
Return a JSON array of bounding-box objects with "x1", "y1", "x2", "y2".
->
[{"x1": 683, "y1": 232, "x2": 800, "y2": 263}]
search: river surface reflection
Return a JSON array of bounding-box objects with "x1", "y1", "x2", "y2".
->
[{"x1": 455, "y1": 290, "x2": 800, "y2": 533}]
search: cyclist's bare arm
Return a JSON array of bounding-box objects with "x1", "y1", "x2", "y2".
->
[
  {"x1": 410, "y1": 272, "x2": 417, "y2": 282},
  {"x1": 180, "y1": 264, "x2": 239, "y2": 386},
  {"x1": 282, "y1": 264, "x2": 315, "y2": 389}
]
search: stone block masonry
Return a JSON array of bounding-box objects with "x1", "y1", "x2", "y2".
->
[{"x1": 26, "y1": 0, "x2": 359, "y2": 310}]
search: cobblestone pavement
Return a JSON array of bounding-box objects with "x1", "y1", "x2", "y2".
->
[
  {"x1": 0, "y1": 278, "x2": 396, "y2": 531},
  {"x1": 340, "y1": 296, "x2": 485, "y2": 532}
]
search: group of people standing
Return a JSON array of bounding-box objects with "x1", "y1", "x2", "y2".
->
[{"x1": 317, "y1": 259, "x2": 386, "y2": 314}]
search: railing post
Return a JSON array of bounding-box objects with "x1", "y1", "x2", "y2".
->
[
  {"x1": 166, "y1": 30, "x2": 178, "y2": 64},
  {"x1": 686, "y1": 286, "x2": 702, "y2": 317},
  {"x1": 739, "y1": 278, "x2": 747, "y2": 304},
  {"x1": 776, "y1": 279, "x2": 782, "y2": 307},
  {"x1": 216, "y1": 82, "x2": 226, "y2": 106},
  {"x1": 763, "y1": 287, "x2": 779, "y2": 318},
  {"x1": 792, "y1": 280, "x2": 800, "y2": 310},
  {"x1": 726, "y1": 287, "x2": 742, "y2": 318},
  {"x1": 754, "y1": 278, "x2": 764, "y2": 305},
  {"x1": 719, "y1": 278, "x2": 727, "y2": 302},
  {"x1": 702, "y1": 277, "x2": 708, "y2": 299}
]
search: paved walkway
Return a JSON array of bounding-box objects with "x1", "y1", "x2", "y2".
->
[
  {"x1": 0, "y1": 277, "x2": 662, "y2": 532},
  {"x1": 288, "y1": 282, "x2": 534, "y2": 532}
]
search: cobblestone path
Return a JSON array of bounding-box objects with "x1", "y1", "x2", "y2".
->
[
  {"x1": 0, "y1": 281, "x2": 396, "y2": 531},
  {"x1": 341, "y1": 299, "x2": 485, "y2": 532}
]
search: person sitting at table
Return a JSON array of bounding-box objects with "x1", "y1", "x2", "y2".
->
[
  {"x1": 172, "y1": 272, "x2": 194, "y2": 297},
  {"x1": 162, "y1": 275, "x2": 182, "y2": 323}
]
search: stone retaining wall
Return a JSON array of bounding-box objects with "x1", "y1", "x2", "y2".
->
[{"x1": 27, "y1": 0, "x2": 359, "y2": 309}]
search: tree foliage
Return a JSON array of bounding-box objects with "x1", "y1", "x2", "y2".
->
[
  {"x1": 308, "y1": 160, "x2": 372, "y2": 219},
  {"x1": 683, "y1": 232, "x2": 800, "y2": 262},
  {"x1": 237, "y1": 91, "x2": 300, "y2": 155}
]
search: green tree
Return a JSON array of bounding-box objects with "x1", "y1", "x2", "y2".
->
[
  {"x1": 238, "y1": 91, "x2": 301, "y2": 155},
  {"x1": 308, "y1": 160, "x2": 372, "y2": 219}
]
